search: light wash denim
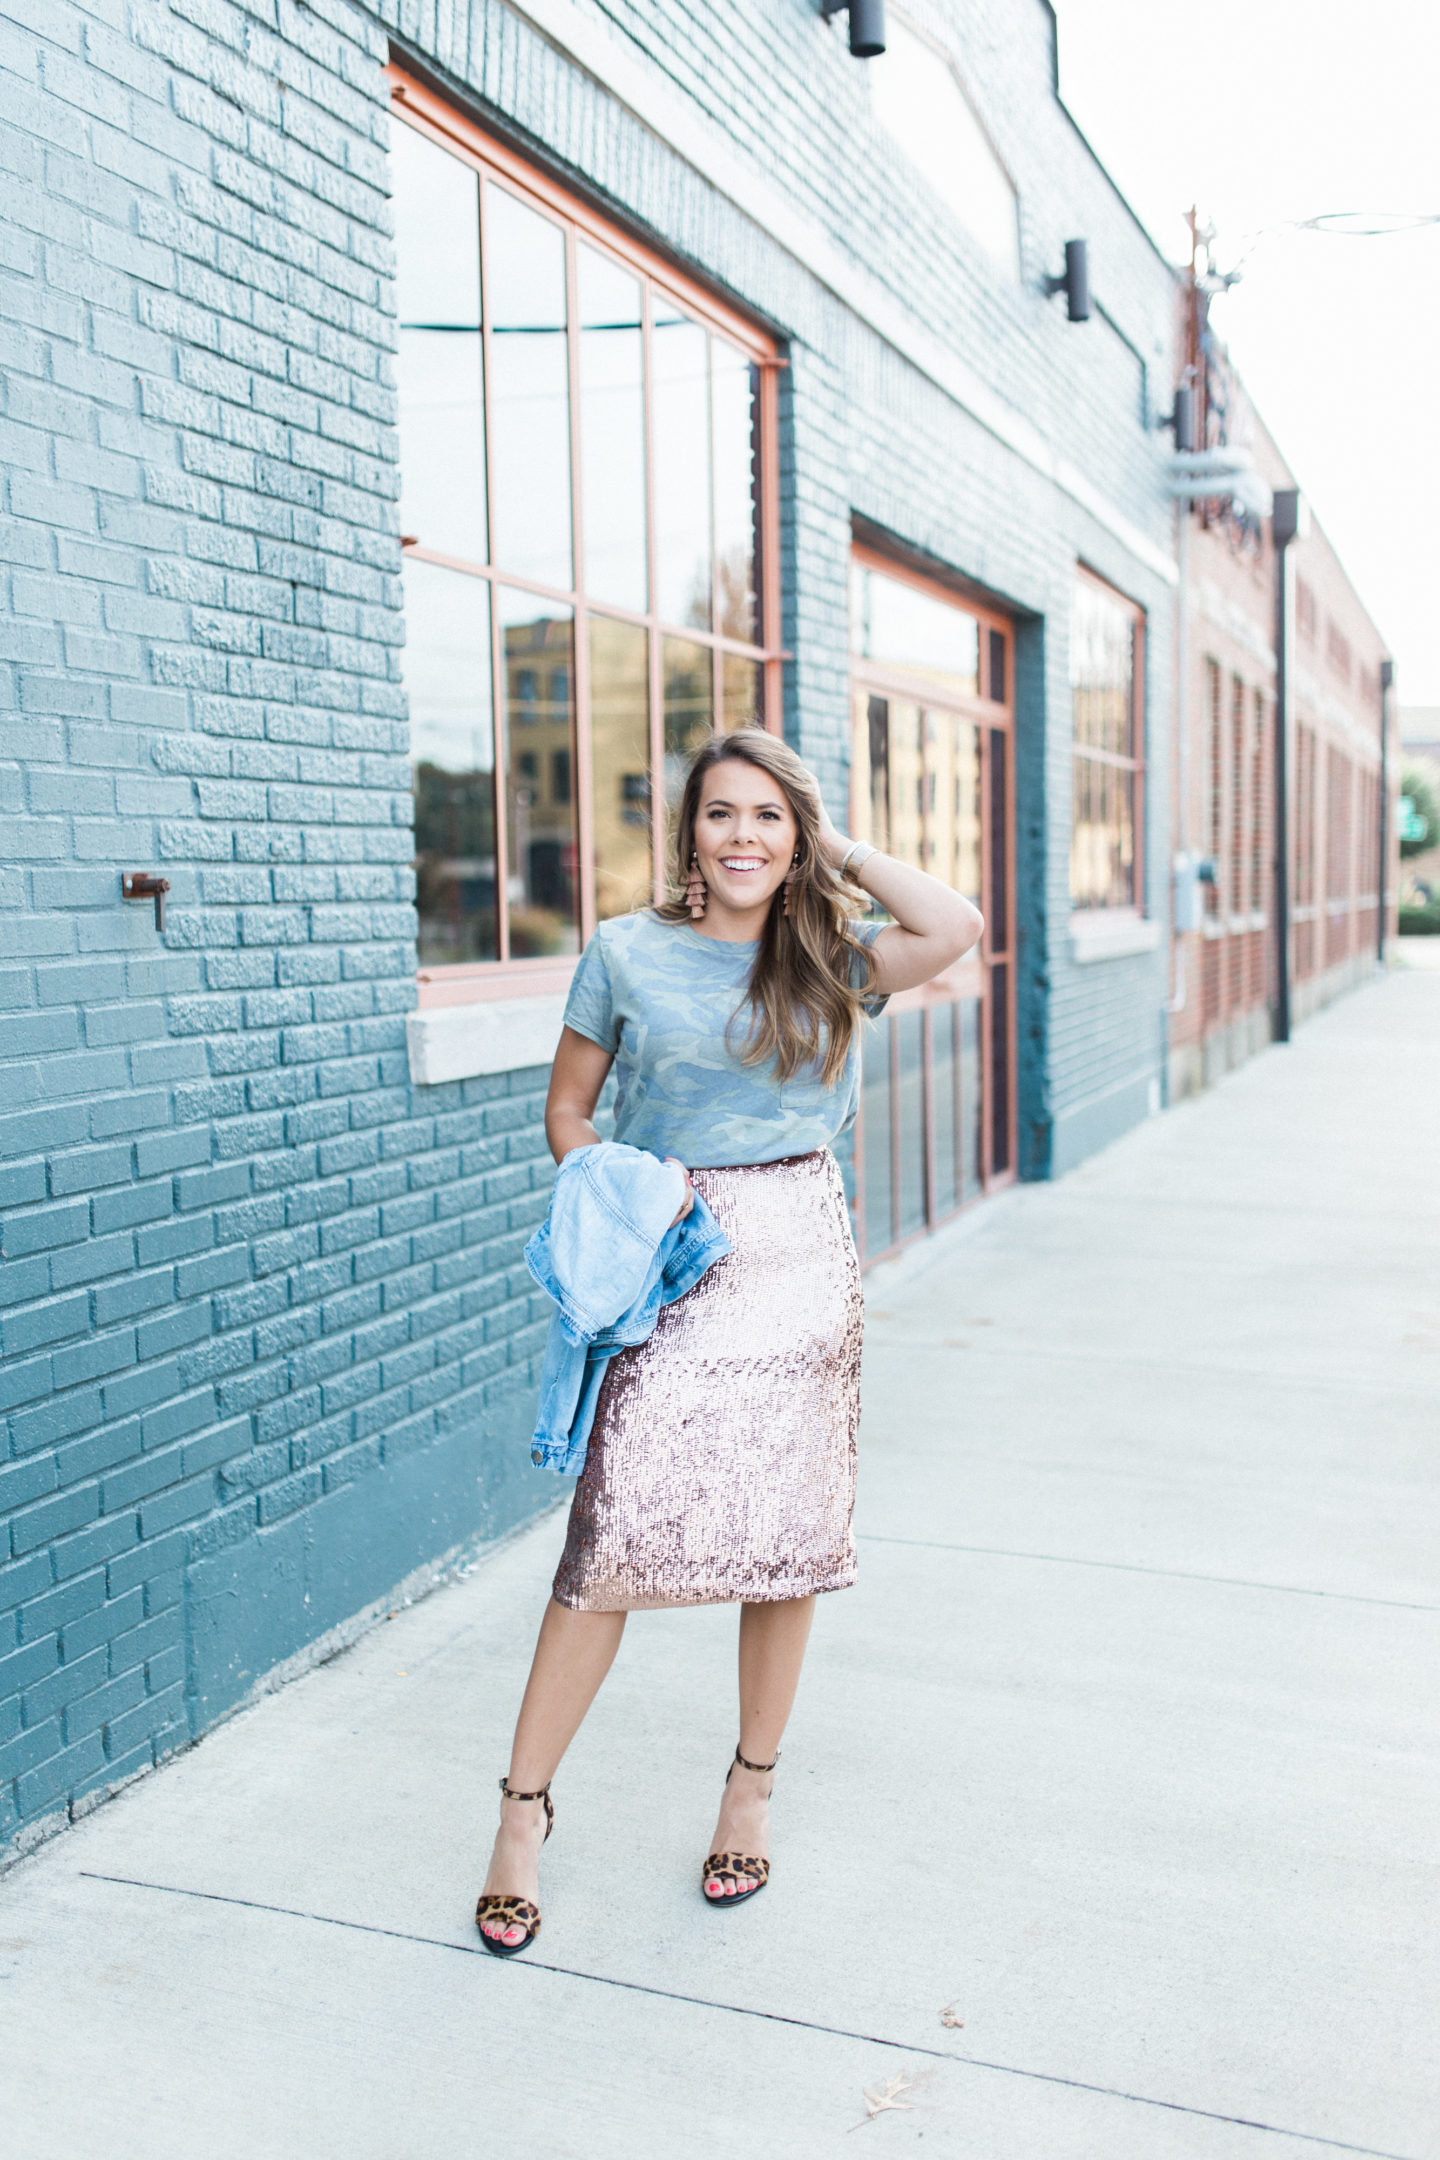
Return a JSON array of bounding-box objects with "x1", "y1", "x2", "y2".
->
[{"x1": 525, "y1": 1141, "x2": 731, "y2": 1476}]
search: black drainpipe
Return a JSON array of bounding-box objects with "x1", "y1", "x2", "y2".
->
[{"x1": 1271, "y1": 489, "x2": 1305, "y2": 1044}]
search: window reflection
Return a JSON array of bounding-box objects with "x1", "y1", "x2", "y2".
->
[
  {"x1": 392, "y1": 109, "x2": 777, "y2": 966},
  {"x1": 887, "y1": 700, "x2": 924, "y2": 871},
  {"x1": 712, "y1": 342, "x2": 758, "y2": 642},
  {"x1": 392, "y1": 126, "x2": 486, "y2": 564},
  {"x1": 653, "y1": 305, "x2": 711, "y2": 630},
  {"x1": 852, "y1": 562, "x2": 979, "y2": 696},
  {"x1": 579, "y1": 247, "x2": 647, "y2": 612},
  {"x1": 721, "y1": 653, "x2": 762, "y2": 731},
  {"x1": 853, "y1": 696, "x2": 981, "y2": 901},
  {"x1": 663, "y1": 636, "x2": 714, "y2": 816},
  {"x1": 1070, "y1": 576, "x2": 1140, "y2": 910},
  {"x1": 939, "y1": 716, "x2": 982, "y2": 900},
  {"x1": 498, "y1": 587, "x2": 578, "y2": 955},
  {"x1": 487, "y1": 185, "x2": 573, "y2": 591},
  {"x1": 405, "y1": 558, "x2": 497, "y2": 964},
  {"x1": 589, "y1": 616, "x2": 652, "y2": 921}
]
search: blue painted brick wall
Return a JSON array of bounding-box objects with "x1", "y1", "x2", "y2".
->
[{"x1": 1, "y1": 0, "x2": 1180, "y2": 1857}]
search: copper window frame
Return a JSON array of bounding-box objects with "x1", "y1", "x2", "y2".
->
[
  {"x1": 846, "y1": 545, "x2": 1017, "y2": 1268},
  {"x1": 388, "y1": 67, "x2": 786, "y2": 1003},
  {"x1": 1070, "y1": 564, "x2": 1147, "y2": 915}
]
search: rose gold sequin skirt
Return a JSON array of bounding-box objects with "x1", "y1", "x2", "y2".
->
[{"x1": 552, "y1": 1148, "x2": 863, "y2": 1611}]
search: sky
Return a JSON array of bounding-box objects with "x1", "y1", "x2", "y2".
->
[{"x1": 1049, "y1": 0, "x2": 1440, "y2": 706}]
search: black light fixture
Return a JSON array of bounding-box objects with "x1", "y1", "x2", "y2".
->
[
  {"x1": 1044, "y1": 239, "x2": 1090, "y2": 321},
  {"x1": 1159, "y1": 384, "x2": 1197, "y2": 453},
  {"x1": 821, "y1": 0, "x2": 887, "y2": 58}
]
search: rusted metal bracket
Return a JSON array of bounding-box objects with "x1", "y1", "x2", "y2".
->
[{"x1": 121, "y1": 871, "x2": 171, "y2": 931}]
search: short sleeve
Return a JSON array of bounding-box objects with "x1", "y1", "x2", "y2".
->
[
  {"x1": 563, "y1": 932, "x2": 620, "y2": 1052},
  {"x1": 852, "y1": 918, "x2": 890, "y2": 1018}
]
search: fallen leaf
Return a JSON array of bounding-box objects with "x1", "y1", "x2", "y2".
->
[
  {"x1": 857, "y1": 2072, "x2": 915, "y2": 2123},
  {"x1": 939, "y1": 2001, "x2": 964, "y2": 2029}
]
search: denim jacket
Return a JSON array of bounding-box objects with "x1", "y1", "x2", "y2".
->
[{"x1": 525, "y1": 1142, "x2": 731, "y2": 1477}]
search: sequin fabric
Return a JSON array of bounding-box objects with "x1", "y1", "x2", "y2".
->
[{"x1": 552, "y1": 1149, "x2": 863, "y2": 1611}]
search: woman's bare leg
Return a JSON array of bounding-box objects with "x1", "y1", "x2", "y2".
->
[
  {"x1": 479, "y1": 1597, "x2": 626, "y2": 1943},
  {"x1": 704, "y1": 1595, "x2": 816, "y2": 1899}
]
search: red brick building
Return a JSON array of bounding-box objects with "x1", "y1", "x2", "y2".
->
[{"x1": 1168, "y1": 351, "x2": 1394, "y2": 1099}]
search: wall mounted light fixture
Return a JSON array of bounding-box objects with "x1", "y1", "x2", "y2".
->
[
  {"x1": 1158, "y1": 384, "x2": 1198, "y2": 453},
  {"x1": 1044, "y1": 239, "x2": 1090, "y2": 321},
  {"x1": 821, "y1": 0, "x2": 887, "y2": 59}
]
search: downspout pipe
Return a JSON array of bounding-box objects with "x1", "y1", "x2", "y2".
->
[{"x1": 1271, "y1": 488, "x2": 1308, "y2": 1044}]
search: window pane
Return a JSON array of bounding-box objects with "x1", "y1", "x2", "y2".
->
[
  {"x1": 1071, "y1": 754, "x2": 1135, "y2": 909},
  {"x1": 589, "y1": 615, "x2": 652, "y2": 922},
  {"x1": 1072, "y1": 577, "x2": 1137, "y2": 756},
  {"x1": 888, "y1": 700, "x2": 925, "y2": 871},
  {"x1": 722, "y1": 653, "x2": 763, "y2": 731},
  {"x1": 860, "y1": 694, "x2": 890, "y2": 854},
  {"x1": 987, "y1": 626, "x2": 1007, "y2": 704},
  {"x1": 653, "y1": 306, "x2": 711, "y2": 629},
  {"x1": 960, "y1": 997, "x2": 982, "y2": 1197},
  {"x1": 931, "y1": 1003, "x2": 960, "y2": 1216},
  {"x1": 950, "y1": 717, "x2": 982, "y2": 899},
  {"x1": 498, "y1": 587, "x2": 578, "y2": 955},
  {"x1": 578, "y1": 246, "x2": 646, "y2": 612},
  {"x1": 862, "y1": 1017, "x2": 894, "y2": 1256},
  {"x1": 989, "y1": 727, "x2": 1009, "y2": 949},
  {"x1": 486, "y1": 184, "x2": 572, "y2": 591},
  {"x1": 392, "y1": 125, "x2": 486, "y2": 564},
  {"x1": 712, "y1": 341, "x2": 757, "y2": 642},
  {"x1": 852, "y1": 562, "x2": 979, "y2": 697},
  {"x1": 896, "y1": 1008, "x2": 926, "y2": 1239},
  {"x1": 404, "y1": 558, "x2": 497, "y2": 965},
  {"x1": 662, "y1": 635, "x2": 714, "y2": 818}
]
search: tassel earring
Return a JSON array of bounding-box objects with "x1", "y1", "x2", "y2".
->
[
  {"x1": 685, "y1": 851, "x2": 707, "y2": 920},
  {"x1": 782, "y1": 854, "x2": 800, "y2": 916}
]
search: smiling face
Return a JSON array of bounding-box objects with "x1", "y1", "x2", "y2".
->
[{"x1": 691, "y1": 757, "x2": 799, "y2": 926}]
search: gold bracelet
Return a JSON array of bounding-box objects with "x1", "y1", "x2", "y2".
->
[{"x1": 838, "y1": 840, "x2": 877, "y2": 881}]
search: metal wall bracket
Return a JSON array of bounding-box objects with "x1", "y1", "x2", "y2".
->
[{"x1": 122, "y1": 871, "x2": 171, "y2": 931}]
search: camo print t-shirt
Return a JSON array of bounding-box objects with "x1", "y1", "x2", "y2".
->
[{"x1": 561, "y1": 911, "x2": 889, "y2": 1169}]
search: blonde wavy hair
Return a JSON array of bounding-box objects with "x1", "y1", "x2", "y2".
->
[{"x1": 654, "y1": 731, "x2": 877, "y2": 1087}]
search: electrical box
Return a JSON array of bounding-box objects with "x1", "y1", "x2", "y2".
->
[{"x1": 1172, "y1": 851, "x2": 1214, "y2": 934}]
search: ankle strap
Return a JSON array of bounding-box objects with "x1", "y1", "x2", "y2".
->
[
  {"x1": 734, "y1": 1747, "x2": 779, "y2": 1775},
  {"x1": 499, "y1": 1776, "x2": 551, "y2": 1802}
]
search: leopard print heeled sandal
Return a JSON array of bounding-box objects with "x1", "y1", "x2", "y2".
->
[
  {"x1": 701, "y1": 1747, "x2": 777, "y2": 1908},
  {"x1": 475, "y1": 1776, "x2": 554, "y2": 1959}
]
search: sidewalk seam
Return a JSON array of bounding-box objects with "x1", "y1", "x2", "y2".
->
[
  {"x1": 77, "y1": 1872, "x2": 1420, "y2": 2160},
  {"x1": 857, "y1": 1536, "x2": 1440, "y2": 1613}
]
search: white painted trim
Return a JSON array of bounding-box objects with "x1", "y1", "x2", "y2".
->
[
  {"x1": 407, "y1": 995, "x2": 567, "y2": 1085},
  {"x1": 504, "y1": 0, "x2": 1177, "y2": 588},
  {"x1": 1068, "y1": 910, "x2": 1162, "y2": 963}
]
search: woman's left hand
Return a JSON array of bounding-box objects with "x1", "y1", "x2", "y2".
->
[{"x1": 666, "y1": 1159, "x2": 695, "y2": 1226}]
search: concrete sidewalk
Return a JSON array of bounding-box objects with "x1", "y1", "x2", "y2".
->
[{"x1": 3, "y1": 968, "x2": 1437, "y2": 2160}]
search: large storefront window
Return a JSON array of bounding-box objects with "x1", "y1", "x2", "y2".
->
[
  {"x1": 389, "y1": 76, "x2": 782, "y2": 974},
  {"x1": 1070, "y1": 571, "x2": 1145, "y2": 911},
  {"x1": 849, "y1": 556, "x2": 1015, "y2": 1263}
]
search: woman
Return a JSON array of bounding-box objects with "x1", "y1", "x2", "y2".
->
[{"x1": 476, "y1": 730, "x2": 983, "y2": 1953}]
